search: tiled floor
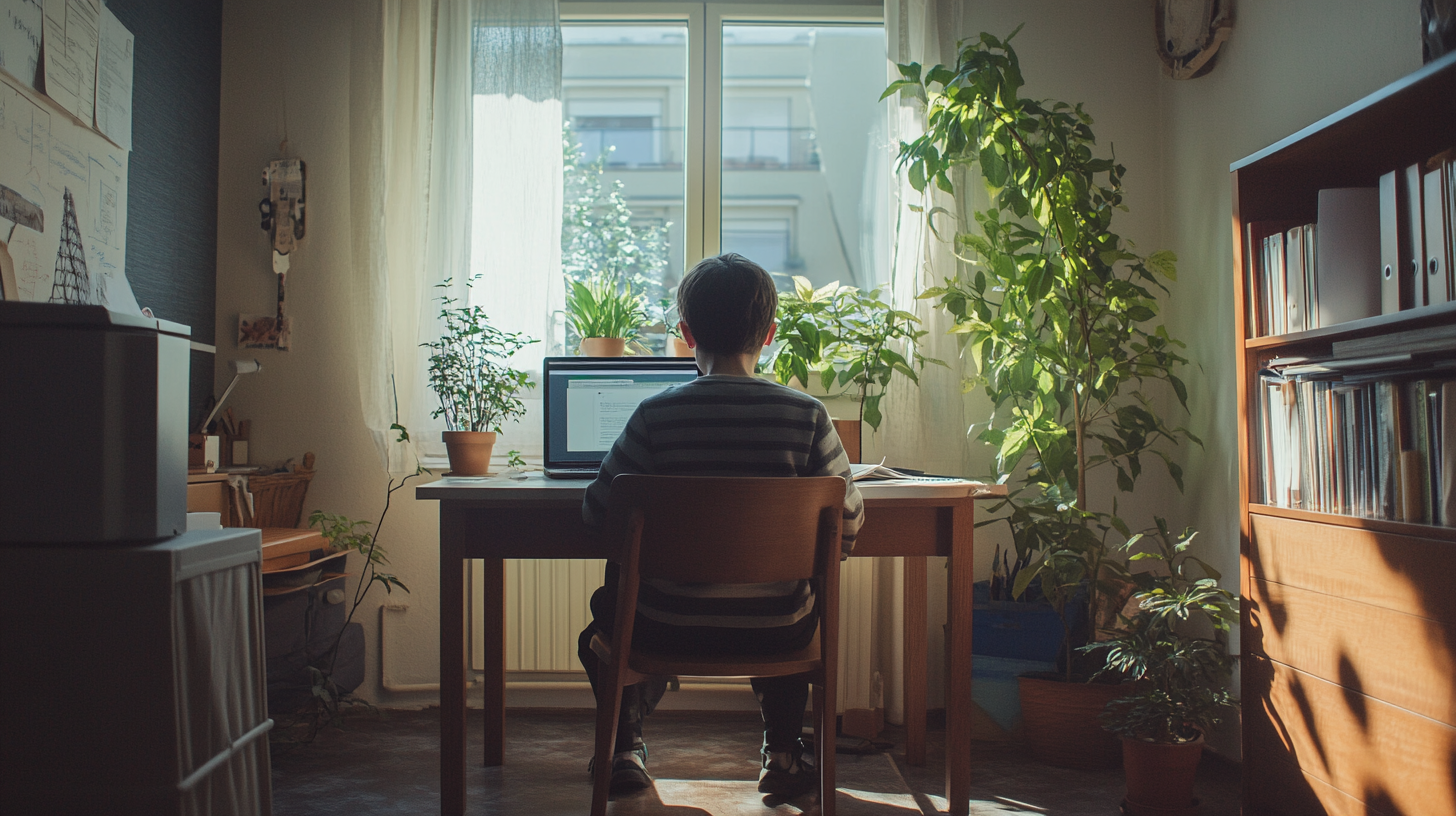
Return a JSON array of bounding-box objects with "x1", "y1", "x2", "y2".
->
[{"x1": 269, "y1": 707, "x2": 1239, "y2": 815}]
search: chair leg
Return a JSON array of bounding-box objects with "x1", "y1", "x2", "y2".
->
[
  {"x1": 813, "y1": 682, "x2": 836, "y2": 816},
  {"x1": 591, "y1": 677, "x2": 625, "y2": 816}
]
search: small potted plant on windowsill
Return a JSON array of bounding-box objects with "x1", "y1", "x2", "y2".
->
[
  {"x1": 658, "y1": 297, "x2": 694, "y2": 357},
  {"x1": 422, "y1": 281, "x2": 536, "y2": 475},
  {"x1": 1084, "y1": 519, "x2": 1238, "y2": 816},
  {"x1": 768, "y1": 275, "x2": 937, "y2": 457},
  {"x1": 565, "y1": 270, "x2": 650, "y2": 357}
]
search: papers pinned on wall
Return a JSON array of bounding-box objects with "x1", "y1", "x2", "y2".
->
[
  {"x1": 95, "y1": 4, "x2": 132, "y2": 150},
  {"x1": 0, "y1": 0, "x2": 135, "y2": 310},
  {"x1": 0, "y1": 0, "x2": 132, "y2": 151},
  {"x1": 0, "y1": 64, "x2": 134, "y2": 311},
  {"x1": 0, "y1": 0, "x2": 42, "y2": 91}
]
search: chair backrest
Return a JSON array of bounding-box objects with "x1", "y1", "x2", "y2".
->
[{"x1": 607, "y1": 475, "x2": 845, "y2": 585}]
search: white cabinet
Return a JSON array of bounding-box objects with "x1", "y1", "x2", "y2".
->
[{"x1": 1, "y1": 528, "x2": 272, "y2": 815}]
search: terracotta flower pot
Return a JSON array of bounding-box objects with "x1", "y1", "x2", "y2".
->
[
  {"x1": 669, "y1": 336, "x2": 694, "y2": 357},
  {"x1": 1121, "y1": 735, "x2": 1205, "y2": 815},
  {"x1": 442, "y1": 430, "x2": 496, "y2": 476},
  {"x1": 1016, "y1": 673, "x2": 1126, "y2": 769},
  {"x1": 579, "y1": 337, "x2": 626, "y2": 357}
]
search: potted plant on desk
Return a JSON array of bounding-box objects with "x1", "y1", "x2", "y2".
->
[
  {"x1": 890, "y1": 29, "x2": 1196, "y2": 768},
  {"x1": 423, "y1": 281, "x2": 536, "y2": 475},
  {"x1": 1086, "y1": 519, "x2": 1238, "y2": 815}
]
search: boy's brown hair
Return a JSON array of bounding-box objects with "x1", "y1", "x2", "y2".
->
[{"x1": 676, "y1": 253, "x2": 778, "y2": 354}]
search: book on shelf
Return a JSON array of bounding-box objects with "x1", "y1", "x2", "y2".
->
[
  {"x1": 1255, "y1": 358, "x2": 1456, "y2": 526},
  {"x1": 1404, "y1": 163, "x2": 1427, "y2": 309},
  {"x1": 1315, "y1": 187, "x2": 1381, "y2": 326},
  {"x1": 1248, "y1": 150, "x2": 1456, "y2": 336}
]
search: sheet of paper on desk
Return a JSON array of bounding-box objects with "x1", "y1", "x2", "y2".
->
[{"x1": 850, "y1": 460, "x2": 962, "y2": 483}]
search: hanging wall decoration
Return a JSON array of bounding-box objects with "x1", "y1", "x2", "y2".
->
[
  {"x1": 239, "y1": 154, "x2": 305, "y2": 350},
  {"x1": 1154, "y1": 0, "x2": 1233, "y2": 80}
]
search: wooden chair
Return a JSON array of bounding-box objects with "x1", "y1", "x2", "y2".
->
[{"x1": 589, "y1": 474, "x2": 845, "y2": 816}]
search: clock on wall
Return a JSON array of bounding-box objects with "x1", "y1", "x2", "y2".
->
[{"x1": 1155, "y1": 0, "x2": 1233, "y2": 80}]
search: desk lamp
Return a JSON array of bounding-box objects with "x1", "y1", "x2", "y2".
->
[
  {"x1": 198, "y1": 358, "x2": 262, "y2": 435},
  {"x1": 191, "y1": 359, "x2": 261, "y2": 471}
]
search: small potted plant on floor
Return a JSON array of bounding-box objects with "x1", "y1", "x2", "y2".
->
[
  {"x1": 769, "y1": 275, "x2": 937, "y2": 456},
  {"x1": 1085, "y1": 519, "x2": 1238, "y2": 816},
  {"x1": 890, "y1": 29, "x2": 1196, "y2": 768},
  {"x1": 423, "y1": 281, "x2": 536, "y2": 475}
]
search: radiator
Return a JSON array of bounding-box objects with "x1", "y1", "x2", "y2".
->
[{"x1": 475, "y1": 557, "x2": 882, "y2": 711}]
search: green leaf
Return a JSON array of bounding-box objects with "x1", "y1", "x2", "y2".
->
[
  {"x1": 1147, "y1": 249, "x2": 1178, "y2": 280},
  {"x1": 863, "y1": 395, "x2": 883, "y2": 430}
]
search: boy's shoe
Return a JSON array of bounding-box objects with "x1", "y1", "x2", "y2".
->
[
  {"x1": 587, "y1": 746, "x2": 653, "y2": 796},
  {"x1": 757, "y1": 745, "x2": 815, "y2": 798}
]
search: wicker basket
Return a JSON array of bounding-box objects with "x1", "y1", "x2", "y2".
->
[{"x1": 244, "y1": 452, "x2": 316, "y2": 528}]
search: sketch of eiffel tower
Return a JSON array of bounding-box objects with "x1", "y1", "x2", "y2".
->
[{"x1": 48, "y1": 188, "x2": 92, "y2": 305}]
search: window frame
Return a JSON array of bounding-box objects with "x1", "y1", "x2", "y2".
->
[{"x1": 559, "y1": 1, "x2": 884, "y2": 267}]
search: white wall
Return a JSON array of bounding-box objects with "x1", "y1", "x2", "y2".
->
[
  {"x1": 1160, "y1": 0, "x2": 1420, "y2": 606},
  {"x1": 218, "y1": 0, "x2": 443, "y2": 707},
  {"x1": 1157, "y1": 0, "x2": 1419, "y2": 757}
]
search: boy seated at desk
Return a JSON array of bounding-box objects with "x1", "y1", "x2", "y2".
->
[{"x1": 580, "y1": 252, "x2": 865, "y2": 798}]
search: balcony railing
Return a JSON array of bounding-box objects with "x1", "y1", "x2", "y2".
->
[{"x1": 573, "y1": 126, "x2": 820, "y2": 170}]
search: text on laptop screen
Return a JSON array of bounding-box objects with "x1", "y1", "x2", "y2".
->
[{"x1": 545, "y1": 362, "x2": 699, "y2": 463}]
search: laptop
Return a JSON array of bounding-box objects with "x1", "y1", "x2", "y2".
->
[{"x1": 542, "y1": 356, "x2": 701, "y2": 479}]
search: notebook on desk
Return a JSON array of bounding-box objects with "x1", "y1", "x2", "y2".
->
[{"x1": 541, "y1": 356, "x2": 701, "y2": 479}]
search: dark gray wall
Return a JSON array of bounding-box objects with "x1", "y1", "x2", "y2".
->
[{"x1": 107, "y1": 0, "x2": 222, "y2": 428}]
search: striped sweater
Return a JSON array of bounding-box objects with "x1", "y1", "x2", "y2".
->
[{"x1": 583, "y1": 374, "x2": 864, "y2": 629}]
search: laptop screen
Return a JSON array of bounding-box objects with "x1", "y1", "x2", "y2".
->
[{"x1": 542, "y1": 357, "x2": 700, "y2": 467}]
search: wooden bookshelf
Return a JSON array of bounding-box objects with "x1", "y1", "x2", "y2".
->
[{"x1": 1235, "y1": 53, "x2": 1456, "y2": 816}]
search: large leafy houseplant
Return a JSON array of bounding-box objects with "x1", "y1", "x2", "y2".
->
[
  {"x1": 888, "y1": 29, "x2": 1197, "y2": 673},
  {"x1": 422, "y1": 281, "x2": 535, "y2": 474},
  {"x1": 769, "y1": 275, "x2": 938, "y2": 431}
]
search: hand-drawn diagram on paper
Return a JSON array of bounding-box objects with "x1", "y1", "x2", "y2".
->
[
  {"x1": 0, "y1": 0, "x2": 134, "y2": 310},
  {"x1": 94, "y1": 5, "x2": 131, "y2": 149},
  {"x1": 0, "y1": 0, "x2": 43, "y2": 91},
  {"x1": 0, "y1": 72, "x2": 132, "y2": 309},
  {"x1": 41, "y1": 0, "x2": 100, "y2": 123}
]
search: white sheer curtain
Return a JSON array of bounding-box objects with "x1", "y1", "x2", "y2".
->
[
  {"x1": 871, "y1": 0, "x2": 977, "y2": 726},
  {"x1": 880, "y1": 0, "x2": 975, "y2": 479},
  {"x1": 467, "y1": 0, "x2": 564, "y2": 460},
  {"x1": 351, "y1": 0, "x2": 562, "y2": 470}
]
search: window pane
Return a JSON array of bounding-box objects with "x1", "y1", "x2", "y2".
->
[
  {"x1": 563, "y1": 24, "x2": 688, "y2": 355},
  {"x1": 721, "y1": 24, "x2": 888, "y2": 291}
]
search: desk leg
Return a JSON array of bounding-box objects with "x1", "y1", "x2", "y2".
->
[
  {"x1": 945, "y1": 500, "x2": 975, "y2": 816},
  {"x1": 481, "y1": 557, "x2": 506, "y2": 767},
  {"x1": 440, "y1": 516, "x2": 467, "y2": 816},
  {"x1": 902, "y1": 556, "x2": 927, "y2": 766}
]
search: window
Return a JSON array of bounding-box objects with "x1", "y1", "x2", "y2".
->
[
  {"x1": 558, "y1": 3, "x2": 887, "y2": 299},
  {"x1": 467, "y1": 3, "x2": 887, "y2": 458}
]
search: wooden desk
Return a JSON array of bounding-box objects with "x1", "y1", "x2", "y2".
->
[{"x1": 417, "y1": 474, "x2": 1005, "y2": 816}]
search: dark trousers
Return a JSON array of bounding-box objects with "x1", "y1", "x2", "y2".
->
[{"x1": 577, "y1": 565, "x2": 816, "y2": 755}]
